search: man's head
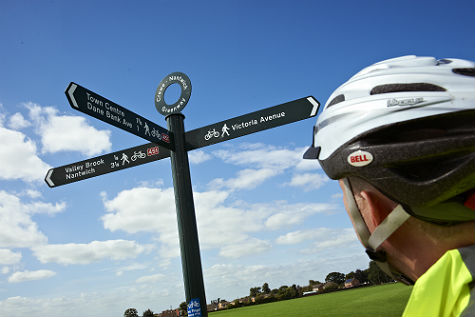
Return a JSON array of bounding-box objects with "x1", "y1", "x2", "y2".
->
[
  {"x1": 304, "y1": 55, "x2": 475, "y2": 283},
  {"x1": 339, "y1": 176, "x2": 474, "y2": 283}
]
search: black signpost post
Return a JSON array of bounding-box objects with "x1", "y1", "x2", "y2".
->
[
  {"x1": 47, "y1": 72, "x2": 320, "y2": 317},
  {"x1": 156, "y1": 73, "x2": 207, "y2": 316}
]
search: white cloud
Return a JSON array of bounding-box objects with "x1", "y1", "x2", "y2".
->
[
  {"x1": 8, "y1": 112, "x2": 31, "y2": 129},
  {"x1": 135, "y1": 273, "x2": 165, "y2": 284},
  {"x1": 116, "y1": 263, "x2": 148, "y2": 276},
  {"x1": 210, "y1": 144, "x2": 325, "y2": 192},
  {"x1": 8, "y1": 270, "x2": 56, "y2": 283},
  {"x1": 307, "y1": 228, "x2": 358, "y2": 252},
  {"x1": 194, "y1": 190, "x2": 265, "y2": 250},
  {"x1": 188, "y1": 150, "x2": 212, "y2": 164},
  {"x1": 24, "y1": 189, "x2": 42, "y2": 199},
  {"x1": 0, "y1": 126, "x2": 51, "y2": 182},
  {"x1": 264, "y1": 203, "x2": 335, "y2": 230},
  {"x1": 0, "y1": 249, "x2": 22, "y2": 265},
  {"x1": 102, "y1": 186, "x2": 267, "y2": 260},
  {"x1": 102, "y1": 186, "x2": 181, "y2": 264},
  {"x1": 32, "y1": 240, "x2": 149, "y2": 265},
  {"x1": 0, "y1": 191, "x2": 48, "y2": 248},
  {"x1": 219, "y1": 238, "x2": 271, "y2": 258},
  {"x1": 102, "y1": 185, "x2": 337, "y2": 261},
  {"x1": 24, "y1": 201, "x2": 66, "y2": 215},
  {"x1": 213, "y1": 143, "x2": 301, "y2": 170},
  {"x1": 276, "y1": 228, "x2": 359, "y2": 252},
  {"x1": 26, "y1": 103, "x2": 112, "y2": 156},
  {"x1": 276, "y1": 228, "x2": 336, "y2": 245},
  {"x1": 287, "y1": 173, "x2": 329, "y2": 191},
  {"x1": 102, "y1": 186, "x2": 177, "y2": 234},
  {"x1": 0, "y1": 283, "x2": 179, "y2": 317},
  {"x1": 208, "y1": 168, "x2": 279, "y2": 191}
]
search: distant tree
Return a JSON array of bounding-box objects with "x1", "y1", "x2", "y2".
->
[
  {"x1": 250, "y1": 286, "x2": 261, "y2": 297},
  {"x1": 309, "y1": 279, "x2": 321, "y2": 286},
  {"x1": 355, "y1": 269, "x2": 369, "y2": 284},
  {"x1": 262, "y1": 282, "x2": 271, "y2": 294},
  {"x1": 143, "y1": 309, "x2": 154, "y2": 317},
  {"x1": 325, "y1": 272, "x2": 346, "y2": 285},
  {"x1": 367, "y1": 261, "x2": 393, "y2": 285},
  {"x1": 323, "y1": 281, "x2": 339, "y2": 292},
  {"x1": 124, "y1": 308, "x2": 139, "y2": 317},
  {"x1": 179, "y1": 302, "x2": 187, "y2": 316},
  {"x1": 345, "y1": 271, "x2": 356, "y2": 280},
  {"x1": 290, "y1": 284, "x2": 301, "y2": 298}
]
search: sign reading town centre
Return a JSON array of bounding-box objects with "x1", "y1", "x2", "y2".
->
[
  {"x1": 66, "y1": 83, "x2": 172, "y2": 149},
  {"x1": 47, "y1": 72, "x2": 320, "y2": 317}
]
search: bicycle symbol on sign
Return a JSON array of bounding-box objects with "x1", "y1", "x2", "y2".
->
[
  {"x1": 204, "y1": 128, "x2": 220, "y2": 141},
  {"x1": 151, "y1": 127, "x2": 163, "y2": 140},
  {"x1": 131, "y1": 151, "x2": 146, "y2": 161}
]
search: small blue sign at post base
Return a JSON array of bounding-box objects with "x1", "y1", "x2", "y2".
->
[{"x1": 187, "y1": 298, "x2": 202, "y2": 317}]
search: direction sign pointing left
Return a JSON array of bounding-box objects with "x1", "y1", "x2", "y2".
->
[
  {"x1": 45, "y1": 142, "x2": 170, "y2": 187},
  {"x1": 66, "y1": 83, "x2": 173, "y2": 150}
]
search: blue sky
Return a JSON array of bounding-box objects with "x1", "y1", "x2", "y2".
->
[{"x1": 0, "y1": 0, "x2": 473, "y2": 316}]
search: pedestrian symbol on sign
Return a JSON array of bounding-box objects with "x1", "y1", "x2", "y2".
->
[{"x1": 221, "y1": 123, "x2": 230, "y2": 137}]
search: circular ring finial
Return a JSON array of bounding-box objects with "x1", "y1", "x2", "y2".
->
[{"x1": 155, "y1": 72, "x2": 192, "y2": 116}]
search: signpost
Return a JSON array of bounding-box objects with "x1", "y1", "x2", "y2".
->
[{"x1": 47, "y1": 73, "x2": 320, "y2": 317}]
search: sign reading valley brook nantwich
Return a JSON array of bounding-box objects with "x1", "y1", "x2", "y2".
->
[{"x1": 46, "y1": 72, "x2": 320, "y2": 317}]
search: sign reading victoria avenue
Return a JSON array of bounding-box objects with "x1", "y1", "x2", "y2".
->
[{"x1": 185, "y1": 97, "x2": 319, "y2": 151}]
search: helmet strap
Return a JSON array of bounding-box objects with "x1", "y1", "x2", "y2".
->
[{"x1": 342, "y1": 178, "x2": 414, "y2": 285}]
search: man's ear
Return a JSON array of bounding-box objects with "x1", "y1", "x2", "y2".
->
[{"x1": 360, "y1": 190, "x2": 394, "y2": 229}]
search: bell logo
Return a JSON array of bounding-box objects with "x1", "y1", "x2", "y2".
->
[{"x1": 347, "y1": 150, "x2": 373, "y2": 167}]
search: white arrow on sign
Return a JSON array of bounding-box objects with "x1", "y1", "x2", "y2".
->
[
  {"x1": 68, "y1": 84, "x2": 79, "y2": 109},
  {"x1": 307, "y1": 97, "x2": 319, "y2": 116},
  {"x1": 45, "y1": 169, "x2": 54, "y2": 187}
]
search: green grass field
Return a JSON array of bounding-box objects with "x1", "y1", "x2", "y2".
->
[{"x1": 210, "y1": 283, "x2": 413, "y2": 317}]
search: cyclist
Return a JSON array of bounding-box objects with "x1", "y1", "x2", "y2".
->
[{"x1": 304, "y1": 55, "x2": 474, "y2": 316}]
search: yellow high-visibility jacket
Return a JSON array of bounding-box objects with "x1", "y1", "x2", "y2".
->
[{"x1": 403, "y1": 246, "x2": 474, "y2": 317}]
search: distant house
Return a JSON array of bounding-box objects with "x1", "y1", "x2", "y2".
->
[
  {"x1": 158, "y1": 309, "x2": 181, "y2": 317},
  {"x1": 344, "y1": 278, "x2": 360, "y2": 288},
  {"x1": 313, "y1": 283, "x2": 324, "y2": 293},
  {"x1": 218, "y1": 300, "x2": 229, "y2": 310},
  {"x1": 208, "y1": 299, "x2": 229, "y2": 311}
]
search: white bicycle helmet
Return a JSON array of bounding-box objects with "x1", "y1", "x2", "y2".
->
[{"x1": 304, "y1": 55, "x2": 475, "y2": 283}]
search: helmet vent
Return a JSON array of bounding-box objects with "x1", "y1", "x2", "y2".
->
[
  {"x1": 327, "y1": 94, "x2": 345, "y2": 108},
  {"x1": 452, "y1": 68, "x2": 475, "y2": 77},
  {"x1": 370, "y1": 83, "x2": 446, "y2": 95}
]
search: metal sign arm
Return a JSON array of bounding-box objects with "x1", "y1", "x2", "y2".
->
[
  {"x1": 184, "y1": 96, "x2": 319, "y2": 151},
  {"x1": 45, "y1": 143, "x2": 170, "y2": 188},
  {"x1": 66, "y1": 82, "x2": 174, "y2": 150}
]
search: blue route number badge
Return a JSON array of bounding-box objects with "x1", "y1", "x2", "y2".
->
[{"x1": 187, "y1": 298, "x2": 202, "y2": 317}]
